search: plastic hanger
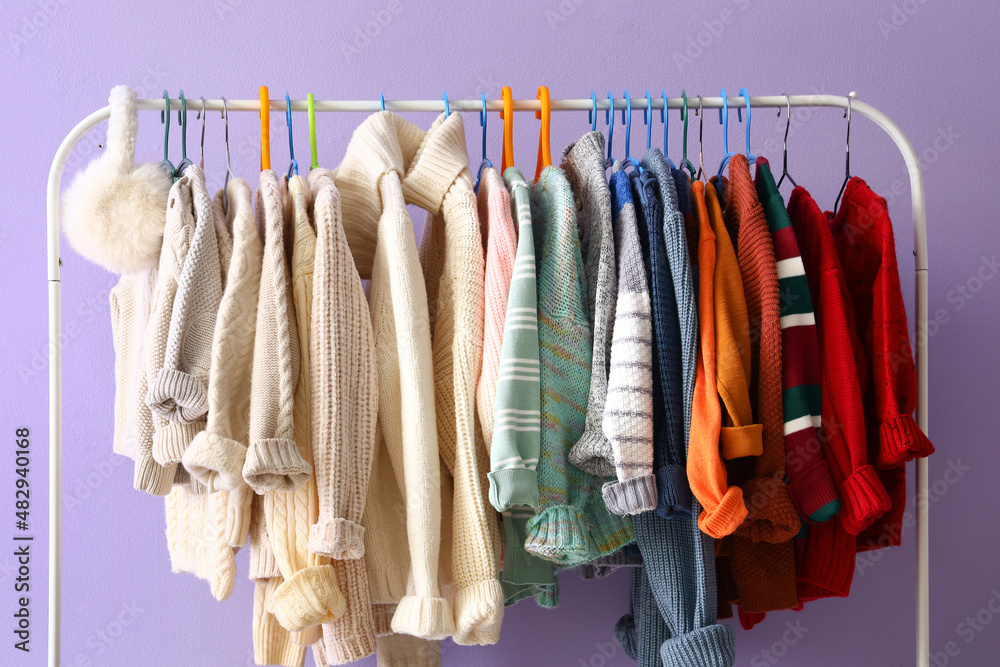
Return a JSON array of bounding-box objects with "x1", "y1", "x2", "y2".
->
[
  {"x1": 604, "y1": 89, "x2": 615, "y2": 169},
  {"x1": 159, "y1": 91, "x2": 176, "y2": 178},
  {"x1": 679, "y1": 90, "x2": 697, "y2": 178},
  {"x1": 589, "y1": 91, "x2": 598, "y2": 132},
  {"x1": 174, "y1": 91, "x2": 193, "y2": 176},
  {"x1": 308, "y1": 93, "x2": 319, "y2": 170},
  {"x1": 500, "y1": 86, "x2": 514, "y2": 172},
  {"x1": 660, "y1": 89, "x2": 675, "y2": 169},
  {"x1": 833, "y1": 92, "x2": 856, "y2": 213},
  {"x1": 380, "y1": 91, "x2": 386, "y2": 112},
  {"x1": 259, "y1": 86, "x2": 270, "y2": 171},
  {"x1": 696, "y1": 96, "x2": 705, "y2": 182},
  {"x1": 534, "y1": 86, "x2": 551, "y2": 181},
  {"x1": 221, "y1": 98, "x2": 237, "y2": 212},
  {"x1": 644, "y1": 89, "x2": 655, "y2": 152},
  {"x1": 197, "y1": 97, "x2": 207, "y2": 169},
  {"x1": 442, "y1": 91, "x2": 450, "y2": 118},
  {"x1": 776, "y1": 94, "x2": 797, "y2": 189},
  {"x1": 285, "y1": 93, "x2": 298, "y2": 179},
  {"x1": 621, "y1": 90, "x2": 641, "y2": 172},
  {"x1": 475, "y1": 92, "x2": 492, "y2": 194},
  {"x1": 716, "y1": 88, "x2": 736, "y2": 182},
  {"x1": 737, "y1": 87, "x2": 761, "y2": 165}
]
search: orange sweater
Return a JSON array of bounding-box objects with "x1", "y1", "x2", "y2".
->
[{"x1": 688, "y1": 181, "x2": 762, "y2": 538}]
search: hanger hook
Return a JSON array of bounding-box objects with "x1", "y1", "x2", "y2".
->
[
  {"x1": 308, "y1": 93, "x2": 319, "y2": 170},
  {"x1": 159, "y1": 90, "x2": 175, "y2": 177},
  {"x1": 176, "y1": 91, "x2": 191, "y2": 174},
  {"x1": 738, "y1": 87, "x2": 759, "y2": 162},
  {"x1": 623, "y1": 90, "x2": 632, "y2": 159},
  {"x1": 285, "y1": 92, "x2": 298, "y2": 179},
  {"x1": 197, "y1": 97, "x2": 206, "y2": 169},
  {"x1": 834, "y1": 92, "x2": 856, "y2": 212},
  {"x1": 442, "y1": 91, "x2": 450, "y2": 118},
  {"x1": 697, "y1": 95, "x2": 705, "y2": 182},
  {"x1": 500, "y1": 86, "x2": 514, "y2": 172},
  {"x1": 718, "y1": 87, "x2": 729, "y2": 155},
  {"x1": 590, "y1": 91, "x2": 597, "y2": 132},
  {"x1": 662, "y1": 89, "x2": 670, "y2": 164},
  {"x1": 475, "y1": 91, "x2": 492, "y2": 195},
  {"x1": 644, "y1": 89, "x2": 653, "y2": 151},
  {"x1": 605, "y1": 89, "x2": 615, "y2": 168},
  {"x1": 221, "y1": 97, "x2": 235, "y2": 211},
  {"x1": 679, "y1": 89, "x2": 696, "y2": 177},
  {"x1": 380, "y1": 91, "x2": 386, "y2": 112},
  {"x1": 777, "y1": 94, "x2": 797, "y2": 189}
]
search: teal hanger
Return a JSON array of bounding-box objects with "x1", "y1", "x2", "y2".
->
[
  {"x1": 474, "y1": 92, "x2": 492, "y2": 194},
  {"x1": 442, "y1": 91, "x2": 450, "y2": 118},
  {"x1": 174, "y1": 91, "x2": 193, "y2": 176},
  {"x1": 737, "y1": 87, "x2": 761, "y2": 165},
  {"x1": 285, "y1": 92, "x2": 298, "y2": 178},
  {"x1": 716, "y1": 88, "x2": 737, "y2": 182},
  {"x1": 679, "y1": 90, "x2": 697, "y2": 178},
  {"x1": 159, "y1": 91, "x2": 176, "y2": 178},
  {"x1": 621, "y1": 90, "x2": 641, "y2": 172}
]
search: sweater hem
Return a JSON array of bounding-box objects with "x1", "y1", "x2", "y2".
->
[
  {"x1": 697, "y1": 486, "x2": 747, "y2": 538},
  {"x1": 877, "y1": 413, "x2": 935, "y2": 467},
  {"x1": 390, "y1": 595, "x2": 456, "y2": 641},
  {"x1": 734, "y1": 476, "x2": 801, "y2": 543},
  {"x1": 271, "y1": 565, "x2": 347, "y2": 632},
  {"x1": 182, "y1": 430, "x2": 248, "y2": 492},
  {"x1": 309, "y1": 518, "x2": 366, "y2": 560},
  {"x1": 487, "y1": 468, "x2": 540, "y2": 512},
  {"x1": 243, "y1": 437, "x2": 312, "y2": 493},
  {"x1": 838, "y1": 464, "x2": 892, "y2": 535},
  {"x1": 660, "y1": 624, "x2": 736, "y2": 667},
  {"x1": 602, "y1": 474, "x2": 658, "y2": 516},
  {"x1": 451, "y1": 578, "x2": 505, "y2": 646}
]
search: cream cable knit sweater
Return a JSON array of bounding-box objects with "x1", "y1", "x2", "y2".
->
[
  {"x1": 264, "y1": 174, "x2": 347, "y2": 634},
  {"x1": 110, "y1": 267, "x2": 156, "y2": 460},
  {"x1": 182, "y1": 178, "x2": 262, "y2": 491},
  {"x1": 307, "y1": 167, "x2": 379, "y2": 664},
  {"x1": 335, "y1": 111, "x2": 453, "y2": 641},
  {"x1": 402, "y1": 112, "x2": 503, "y2": 646},
  {"x1": 164, "y1": 484, "x2": 236, "y2": 601},
  {"x1": 242, "y1": 170, "x2": 312, "y2": 493},
  {"x1": 148, "y1": 165, "x2": 222, "y2": 441}
]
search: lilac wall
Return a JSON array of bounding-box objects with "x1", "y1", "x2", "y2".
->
[{"x1": 1, "y1": 1, "x2": 997, "y2": 665}]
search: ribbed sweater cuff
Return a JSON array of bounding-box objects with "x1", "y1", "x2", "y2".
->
[
  {"x1": 660, "y1": 624, "x2": 736, "y2": 667},
  {"x1": 254, "y1": 609, "x2": 307, "y2": 667},
  {"x1": 602, "y1": 474, "x2": 658, "y2": 515},
  {"x1": 838, "y1": 464, "x2": 892, "y2": 535},
  {"x1": 182, "y1": 431, "x2": 247, "y2": 492},
  {"x1": 272, "y1": 565, "x2": 347, "y2": 631},
  {"x1": 524, "y1": 504, "x2": 593, "y2": 566},
  {"x1": 568, "y1": 428, "x2": 617, "y2": 477},
  {"x1": 798, "y1": 527, "x2": 856, "y2": 598},
  {"x1": 390, "y1": 595, "x2": 455, "y2": 641},
  {"x1": 371, "y1": 604, "x2": 396, "y2": 637},
  {"x1": 697, "y1": 486, "x2": 748, "y2": 538},
  {"x1": 309, "y1": 518, "x2": 365, "y2": 560},
  {"x1": 720, "y1": 423, "x2": 763, "y2": 459},
  {"x1": 787, "y1": 459, "x2": 841, "y2": 522},
  {"x1": 250, "y1": 541, "x2": 281, "y2": 582},
  {"x1": 735, "y1": 476, "x2": 801, "y2": 543},
  {"x1": 152, "y1": 420, "x2": 204, "y2": 466},
  {"x1": 243, "y1": 437, "x2": 312, "y2": 493},
  {"x1": 654, "y1": 463, "x2": 693, "y2": 518},
  {"x1": 878, "y1": 414, "x2": 935, "y2": 467},
  {"x1": 319, "y1": 627, "x2": 376, "y2": 666},
  {"x1": 451, "y1": 578, "x2": 504, "y2": 646},
  {"x1": 487, "y1": 468, "x2": 539, "y2": 512},
  {"x1": 133, "y1": 454, "x2": 176, "y2": 496},
  {"x1": 148, "y1": 367, "x2": 209, "y2": 423},
  {"x1": 375, "y1": 633, "x2": 441, "y2": 667}
]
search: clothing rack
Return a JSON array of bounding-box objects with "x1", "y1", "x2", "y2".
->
[{"x1": 45, "y1": 93, "x2": 930, "y2": 667}]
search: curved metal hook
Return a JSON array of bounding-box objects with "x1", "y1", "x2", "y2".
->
[
  {"x1": 777, "y1": 94, "x2": 797, "y2": 188},
  {"x1": 834, "y1": 92, "x2": 856, "y2": 212},
  {"x1": 221, "y1": 97, "x2": 237, "y2": 212},
  {"x1": 197, "y1": 97, "x2": 207, "y2": 169}
]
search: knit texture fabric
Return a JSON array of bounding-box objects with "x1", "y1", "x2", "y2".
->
[
  {"x1": 524, "y1": 166, "x2": 633, "y2": 567},
  {"x1": 182, "y1": 177, "x2": 262, "y2": 492},
  {"x1": 476, "y1": 166, "x2": 518, "y2": 449},
  {"x1": 562, "y1": 132, "x2": 618, "y2": 477},
  {"x1": 754, "y1": 162, "x2": 841, "y2": 523},
  {"x1": 687, "y1": 182, "x2": 755, "y2": 538},
  {"x1": 788, "y1": 186, "x2": 892, "y2": 535},
  {"x1": 335, "y1": 111, "x2": 452, "y2": 641},
  {"x1": 829, "y1": 177, "x2": 934, "y2": 550},
  {"x1": 402, "y1": 111, "x2": 504, "y2": 646},
  {"x1": 600, "y1": 170, "x2": 658, "y2": 516},
  {"x1": 148, "y1": 165, "x2": 221, "y2": 436},
  {"x1": 643, "y1": 150, "x2": 699, "y2": 518},
  {"x1": 164, "y1": 484, "x2": 236, "y2": 601},
  {"x1": 110, "y1": 268, "x2": 155, "y2": 461},
  {"x1": 253, "y1": 577, "x2": 307, "y2": 667}
]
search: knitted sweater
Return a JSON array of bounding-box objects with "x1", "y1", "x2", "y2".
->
[
  {"x1": 110, "y1": 267, "x2": 156, "y2": 461},
  {"x1": 754, "y1": 162, "x2": 840, "y2": 523},
  {"x1": 182, "y1": 177, "x2": 262, "y2": 491},
  {"x1": 148, "y1": 164, "x2": 222, "y2": 438},
  {"x1": 829, "y1": 177, "x2": 934, "y2": 551},
  {"x1": 242, "y1": 170, "x2": 312, "y2": 494},
  {"x1": 335, "y1": 111, "x2": 453, "y2": 641},
  {"x1": 788, "y1": 186, "x2": 892, "y2": 535},
  {"x1": 688, "y1": 182, "x2": 757, "y2": 538},
  {"x1": 562, "y1": 132, "x2": 618, "y2": 477},
  {"x1": 642, "y1": 150, "x2": 698, "y2": 517},
  {"x1": 306, "y1": 167, "x2": 379, "y2": 663},
  {"x1": 601, "y1": 170, "x2": 658, "y2": 516},
  {"x1": 401, "y1": 111, "x2": 503, "y2": 646},
  {"x1": 476, "y1": 166, "x2": 518, "y2": 448},
  {"x1": 164, "y1": 485, "x2": 236, "y2": 601},
  {"x1": 524, "y1": 166, "x2": 633, "y2": 566}
]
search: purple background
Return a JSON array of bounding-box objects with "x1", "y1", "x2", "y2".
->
[{"x1": 1, "y1": 1, "x2": 998, "y2": 665}]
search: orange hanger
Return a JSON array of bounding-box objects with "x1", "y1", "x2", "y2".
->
[
  {"x1": 534, "y1": 86, "x2": 551, "y2": 181},
  {"x1": 259, "y1": 86, "x2": 270, "y2": 171},
  {"x1": 500, "y1": 86, "x2": 514, "y2": 172}
]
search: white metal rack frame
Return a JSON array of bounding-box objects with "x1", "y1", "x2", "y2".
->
[{"x1": 45, "y1": 93, "x2": 930, "y2": 667}]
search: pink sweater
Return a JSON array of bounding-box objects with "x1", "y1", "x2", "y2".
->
[{"x1": 475, "y1": 167, "x2": 518, "y2": 447}]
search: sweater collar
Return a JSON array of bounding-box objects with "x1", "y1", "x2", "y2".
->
[{"x1": 401, "y1": 111, "x2": 471, "y2": 214}]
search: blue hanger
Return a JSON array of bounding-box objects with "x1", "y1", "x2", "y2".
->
[
  {"x1": 159, "y1": 91, "x2": 176, "y2": 178},
  {"x1": 442, "y1": 91, "x2": 450, "y2": 118},
  {"x1": 285, "y1": 93, "x2": 298, "y2": 178},
  {"x1": 737, "y1": 87, "x2": 761, "y2": 165},
  {"x1": 380, "y1": 92, "x2": 386, "y2": 112},
  {"x1": 604, "y1": 89, "x2": 615, "y2": 169},
  {"x1": 644, "y1": 89, "x2": 655, "y2": 151},
  {"x1": 716, "y1": 87, "x2": 737, "y2": 182},
  {"x1": 589, "y1": 91, "x2": 597, "y2": 132},
  {"x1": 660, "y1": 89, "x2": 676, "y2": 169},
  {"x1": 475, "y1": 92, "x2": 492, "y2": 194},
  {"x1": 621, "y1": 90, "x2": 641, "y2": 172},
  {"x1": 174, "y1": 91, "x2": 193, "y2": 177}
]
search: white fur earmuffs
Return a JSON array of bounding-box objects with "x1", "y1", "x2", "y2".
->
[{"x1": 62, "y1": 85, "x2": 173, "y2": 274}]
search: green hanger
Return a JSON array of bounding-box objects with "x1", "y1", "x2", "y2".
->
[
  {"x1": 175, "y1": 91, "x2": 193, "y2": 176},
  {"x1": 679, "y1": 90, "x2": 698, "y2": 179},
  {"x1": 308, "y1": 93, "x2": 319, "y2": 170}
]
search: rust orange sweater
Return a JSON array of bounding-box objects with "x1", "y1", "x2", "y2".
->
[{"x1": 688, "y1": 181, "x2": 751, "y2": 539}]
